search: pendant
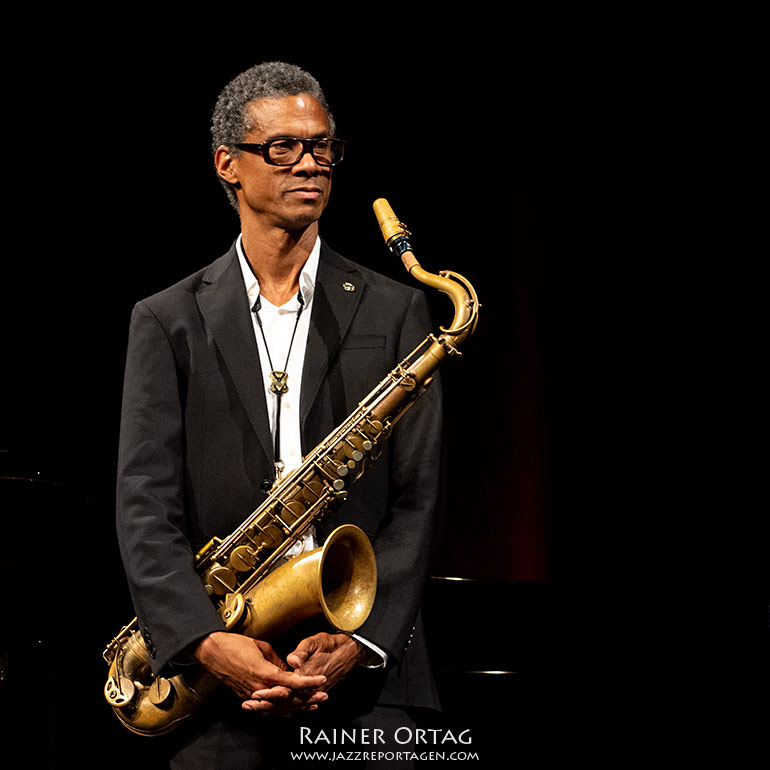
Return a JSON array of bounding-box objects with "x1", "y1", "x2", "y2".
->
[{"x1": 270, "y1": 370, "x2": 289, "y2": 394}]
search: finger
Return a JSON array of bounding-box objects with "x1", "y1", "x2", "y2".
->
[
  {"x1": 241, "y1": 699, "x2": 320, "y2": 715},
  {"x1": 249, "y1": 686, "x2": 292, "y2": 700},
  {"x1": 286, "y1": 650, "x2": 307, "y2": 669},
  {"x1": 241, "y1": 690, "x2": 328, "y2": 713},
  {"x1": 286, "y1": 634, "x2": 324, "y2": 669},
  {"x1": 249, "y1": 688, "x2": 327, "y2": 704},
  {"x1": 266, "y1": 669, "x2": 326, "y2": 691},
  {"x1": 248, "y1": 686, "x2": 325, "y2": 702},
  {"x1": 285, "y1": 649, "x2": 310, "y2": 669}
]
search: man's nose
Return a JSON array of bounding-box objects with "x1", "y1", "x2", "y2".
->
[{"x1": 292, "y1": 148, "x2": 324, "y2": 173}]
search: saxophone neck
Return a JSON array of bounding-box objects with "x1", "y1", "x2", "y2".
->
[
  {"x1": 372, "y1": 198, "x2": 480, "y2": 349},
  {"x1": 407, "y1": 261, "x2": 479, "y2": 348}
]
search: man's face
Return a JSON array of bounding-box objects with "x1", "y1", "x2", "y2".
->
[{"x1": 227, "y1": 94, "x2": 334, "y2": 230}]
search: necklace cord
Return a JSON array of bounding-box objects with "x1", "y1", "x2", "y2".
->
[{"x1": 252, "y1": 291, "x2": 305, "y2": 474}]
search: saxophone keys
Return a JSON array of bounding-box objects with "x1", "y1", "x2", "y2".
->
[
  {"x1": 221, "y1": 593, "x2": 248, "y2": 631},
  {"x1": 364, "y1": 419, "x2": 384, "y2": 436},
  {"x1": 300, "y1": 478, "x2": 324, "y2": 503},
  {"x1": 195, "y1": 536, "x2": 223, "y2": 563},
  {"x1": 323, "y1": 458, "x2": 348, "y2": 477},
  {"x1": 342, "y1": 438, "x2": 364, "y2": 462},
  {"x1": 254, "y1": 523, "x2": 284, "y2": 549},
  {"x1": 353, "y1": 424, "x2": 375, "y2": 450},
  {"x1": 229, "y1": 545, "x2": 258, "y2": 572},
  {"x1": 205, "y1": 564, "x2": 238, "y2": 595},
  {"x1": 148, "y1": 677, "x2": 174, "y2": 708},
  {"x1": 105, "y1": 675, "x2": 135, "y2": 708},
  {"x1": 280, "y1": 499, "x2": 306, "y2": 526}
]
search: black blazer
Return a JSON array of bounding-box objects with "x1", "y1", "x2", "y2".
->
[{"x1": 116, "y1": 239, "x2": 443, "y2": 713}]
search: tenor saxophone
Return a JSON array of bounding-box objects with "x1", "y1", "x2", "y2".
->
[{"x1": 102, "y1": 199, "x2": 480, "y2": 736}]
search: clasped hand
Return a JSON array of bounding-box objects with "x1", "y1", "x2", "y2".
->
[{"x1": 194, "y1": 631, "x2": 363, "y2": 716}]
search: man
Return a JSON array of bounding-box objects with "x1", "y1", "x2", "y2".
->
[{"x1": 116, "y1": 62, "x2": 443, "y2": 767}]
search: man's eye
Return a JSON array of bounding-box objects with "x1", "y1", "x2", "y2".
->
[{"x1": 270, "y1": 140, "x2": 295, "y2": 154}]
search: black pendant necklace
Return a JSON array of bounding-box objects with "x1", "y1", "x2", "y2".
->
[{"x1": 252, "y1": 290, "x2": 305, "y2": 479}]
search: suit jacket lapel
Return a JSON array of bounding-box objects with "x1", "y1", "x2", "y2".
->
[
  {"x1": 301, "y1": 242, "x2": 363, "y2": 428},
  {"x1": 196, "y1": 244, "x2": 274, "y2": 465}
]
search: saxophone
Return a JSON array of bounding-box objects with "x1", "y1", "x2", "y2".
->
[{"x1": 102, "y1": 199, "x2": 480, "y2": 736}]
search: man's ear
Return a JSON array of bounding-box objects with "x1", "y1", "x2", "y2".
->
[{"x1": 214, "y1": 145, "x2": 240, "y2": 186}]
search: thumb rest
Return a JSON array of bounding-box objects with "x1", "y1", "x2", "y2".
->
[{"x1": 103, "y1": 198, "x2": 480, "y2": 735}]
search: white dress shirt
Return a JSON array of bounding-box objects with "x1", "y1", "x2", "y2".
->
[{"x1": 237, "y1": 234, "x2": 318, "y2": 478}]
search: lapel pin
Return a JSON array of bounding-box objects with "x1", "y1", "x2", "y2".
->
[{"x1": 342, "y1": 282, "x2": 356, "y2": 292}]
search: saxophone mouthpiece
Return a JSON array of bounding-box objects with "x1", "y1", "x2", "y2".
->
[
  {"x1": 373, "y1": 198, "x2": 406, "y2": 245},
  {"x1": 373, "y1": 198, "x2": 417, "y2": 271}
]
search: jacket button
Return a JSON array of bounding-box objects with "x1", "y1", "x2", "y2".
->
[{"x1": 143, "y1": 627, "x2": 157, "y2": 658}]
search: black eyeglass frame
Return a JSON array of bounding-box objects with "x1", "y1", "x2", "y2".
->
[{"x1": 234, "y1": 137, "x2": 346, "y2": 167}]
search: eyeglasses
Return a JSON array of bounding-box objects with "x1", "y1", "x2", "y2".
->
[{"x1": 234, "y1": 137, "x2": 346, "y2": 167}]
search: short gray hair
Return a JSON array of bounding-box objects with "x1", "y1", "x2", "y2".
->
[{"x1": 211, "y1": 61, "x2": 336, "y2": 210}]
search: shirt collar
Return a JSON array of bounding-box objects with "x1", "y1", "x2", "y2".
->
[{"x1": 236, "y1": 233, "x2": 320, "y2": 309}]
